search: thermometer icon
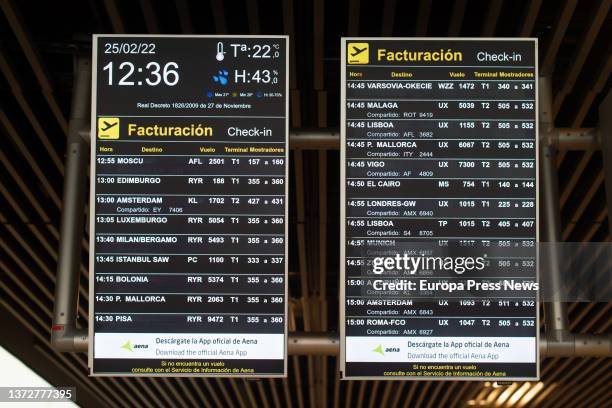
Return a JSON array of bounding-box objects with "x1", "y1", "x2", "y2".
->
[{"x1": 216, "y1": 42, "x2": 225, "y2": 61}]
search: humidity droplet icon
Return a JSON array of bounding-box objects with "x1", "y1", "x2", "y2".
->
[{"x1": 212, "y1": 70, "x2": 229, "y2": 86}]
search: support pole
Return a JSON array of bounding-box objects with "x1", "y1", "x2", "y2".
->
[
  {"x1": 539, "y1": 76, "x2": 572, "y2": 355},
  {"x1": 540, "y1": 144, "x2": 571, "y2": 334},
  {"x1": 540, "y1": 334, "x2": 612, "y2": 358},
  {"x1": 552, "y1": 128, "x2": 600, "y2": 150},
  {"x1": 288, "y1": 332, "x2": 339, "y2": 355},
  {"x1": 51, "y1": 57, "x2": 90, "y2": 352},
  {"x1": 290, "y1": 129, "x2": 340, "y2": 150}
]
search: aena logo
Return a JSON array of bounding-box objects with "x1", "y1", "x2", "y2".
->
[
  {"x1": 372, "y1": 345, "x2": 400, "y2": 356},
  {"x1": 120, "y1": 340, "x2": 148, "y2": 352}
]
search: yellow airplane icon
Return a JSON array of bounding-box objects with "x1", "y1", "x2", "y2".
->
[
  {"x1": 348, "y1": 43, "x2": 369, "y2": 64},
  {"x1": 98, "y1": 117, "x2": 120, "y2": 139}
]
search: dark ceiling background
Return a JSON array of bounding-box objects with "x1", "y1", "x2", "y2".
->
[{"x1": 0, "y1": 0, "x2": 610, "y2": 407}]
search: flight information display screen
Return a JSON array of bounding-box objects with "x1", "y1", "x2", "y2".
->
[
  {"x1": 340, "y1": 38, "x2": 538, "y2": 380},
  {"x1": 89, "y1": 35, "x2": 288, "y2": 377}
]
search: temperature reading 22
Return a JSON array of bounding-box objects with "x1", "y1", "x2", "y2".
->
[
  {"x1": 230, "y1": 43, "x2": 281, "y2": 58},
  {"x1": 234, "y1": 69, "x2": 279, "y2": 84}
]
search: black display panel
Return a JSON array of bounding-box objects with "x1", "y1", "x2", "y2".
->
[
  {"x1": 340, "y1": 38, "x2": 538, "y2": 380},
  {"x1": 89, "y1": 35, "x2": 288, "y2": 377}
]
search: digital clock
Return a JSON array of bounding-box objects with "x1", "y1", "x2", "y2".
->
[{"x1": 102, "y1": 61, "x2": 179, "y2": 86}]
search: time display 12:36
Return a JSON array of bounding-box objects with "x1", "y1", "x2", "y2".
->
[{"x1": 102, "y1": 61, "x2": 179, "y2": 86}]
